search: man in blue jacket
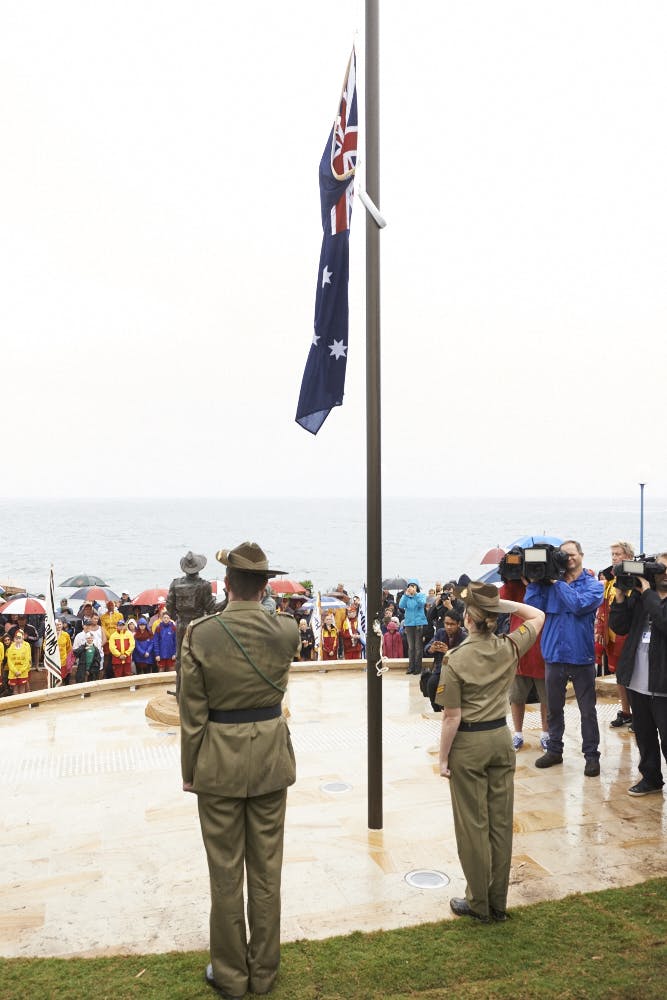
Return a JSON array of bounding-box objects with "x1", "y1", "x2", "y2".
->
[
  {"x1": 525, "y1": 540, "x2": 604, "y2": 776},
  {"x1": 399, "y1": 579, "x2": 428, "y2": 675}
]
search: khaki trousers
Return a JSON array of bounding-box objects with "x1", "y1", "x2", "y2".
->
[
  {"x1": 448, "y1": 726, "x2": 515, "y2": 918},
  {"x1": 197, "y1": 787, "x2": 287, "y2": 996}
]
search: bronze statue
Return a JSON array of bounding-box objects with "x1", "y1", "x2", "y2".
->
[{"x1": 167, "y1": 551, "x2": 216, "y2": 695}]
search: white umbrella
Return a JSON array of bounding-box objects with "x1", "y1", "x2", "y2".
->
[{"x1": 300, "y1": 596, "x2": 346, "y2": 611}]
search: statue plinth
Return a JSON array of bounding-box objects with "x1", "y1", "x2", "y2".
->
[{"x1": 145, "y1": 692, "x2": 181, "y2": 727}]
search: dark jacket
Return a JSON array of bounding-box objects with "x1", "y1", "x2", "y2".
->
[
  {"x1": 424, "y1": 626, "x2": 468, "y2": 672},
  {"x1": 608, "y1": 589, "x2": 667, "y2": 694},
  {"x1": 74, "y1": 643, "x2": 102, "y2": 682},
  {"x1": 427, "y1": 596, "x2": 464, "y2": 628}
]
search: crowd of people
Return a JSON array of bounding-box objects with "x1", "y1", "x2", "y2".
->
[
  {"x1": 2, "y1": 542, "x2": 665, "y2": 810},
  {"x1": 0, "y1": 597, "x2": 178, "y2": 695}
]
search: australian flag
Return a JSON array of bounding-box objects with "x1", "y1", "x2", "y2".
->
[{"x1": 296, "y1": 50, "x2": 357, "y2": 434}]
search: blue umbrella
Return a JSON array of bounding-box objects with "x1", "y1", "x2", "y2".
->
[
  {"x1": 506, "y1": 534, "x2": 563, "y2": 549},
  {"x1": 476, "y1": 566, "x2": 502, "y2": 585},
  {"x1": 300, "y1": 595, "x2": 347, "y2": 611}
]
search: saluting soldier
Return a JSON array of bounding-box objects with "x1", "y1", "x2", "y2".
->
[
  {"x1": 437, "y1": 582, "x2": 544, "y2": 922},
  {"x1": 180, "y1": 541, "x2": 299, "y2": 999}
]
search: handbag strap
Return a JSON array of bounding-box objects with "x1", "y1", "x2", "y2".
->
[{"x1": 215, "y1": 617, "x2": 287, "y2": 695}]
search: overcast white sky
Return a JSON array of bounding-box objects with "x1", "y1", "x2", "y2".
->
[{"x1": 1, "y1": 1, "x2": 666, "y2": 498}]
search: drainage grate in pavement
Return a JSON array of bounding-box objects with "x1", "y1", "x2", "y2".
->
[
  {"x1": 320, "y1": 781, "x2": 353, "y2": 793},
  {"x1": 405, "y1": 869, "x2": 450, "y2": 889}
]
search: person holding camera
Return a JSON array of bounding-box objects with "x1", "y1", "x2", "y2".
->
[
  {"x1": 526, "y1": 540, "x2": 604, "y2": 776},
  {"x1": 399, "y1": 579, "x2": 428, "y2": 675},
  {"x1": 608, "y1": 553, "x2": 667, "y2": 796},
  {"x1": 421, "y1": 611, "x2": 467, "y2": 711}
]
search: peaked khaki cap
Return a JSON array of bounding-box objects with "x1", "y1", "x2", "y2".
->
[
  {"x1": 460, "y1": 580, "x2": 516, "y2": 616},
  {"x1": 216, "y1": 541, "x2": 286, "y2": 576}
]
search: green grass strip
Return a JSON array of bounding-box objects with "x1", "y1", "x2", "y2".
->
[{"x1": 1, "y1": 879, "x2": 665, "y2": 999}]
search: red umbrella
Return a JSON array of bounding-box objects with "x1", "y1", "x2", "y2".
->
[
  {"x1": 480, "y1": 547, "x2": 506, "y2": 565},
  {"x1": 0, "y1": 596, "x2": 48, "y2": 615},
  {"x1": 69, "y1": 586, "x2": 121, "y2": 603},
  {"x1": 132, "y1": 588, "x2": 168, "y2": 605},
  {"x1": 268, "y1": 579, "x2": 307, "y2": 594}
]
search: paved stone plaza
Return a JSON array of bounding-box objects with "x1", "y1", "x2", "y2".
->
[{"x1": 1, "y1": 671, "x2": 665, "y2": 958}]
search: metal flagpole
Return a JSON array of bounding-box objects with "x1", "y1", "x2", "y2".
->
[
  {"x1": 365, "y1": 0, "x2": 383, "y2": 830},
  {"x1": 639, "y1": 483, "x2": 646, "y2": 554}
]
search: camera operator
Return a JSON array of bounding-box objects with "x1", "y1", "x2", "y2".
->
[
  {"x1": 525, "y1": 540, "x2": 604, "y2": 776},
  {"x1": 608, "y1": 553, "x2": 667, "y2": 796}
]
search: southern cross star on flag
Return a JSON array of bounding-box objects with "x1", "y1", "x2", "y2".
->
[{"x1": 296, "y1": 49, "x2": 357, "y2": 434}]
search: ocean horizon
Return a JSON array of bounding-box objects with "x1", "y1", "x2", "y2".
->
[{"x1": 1, "y1": 495, "x2": 664, "y2": 604}]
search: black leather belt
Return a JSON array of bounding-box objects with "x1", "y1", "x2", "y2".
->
[
  {"x1": 458, "y1": 717, "x2": 507, "y2": 732},
  {"x1": 208, "y1": 704, "x2": 281, "y2": 724}
]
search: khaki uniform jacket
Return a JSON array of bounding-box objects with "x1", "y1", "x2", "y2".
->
[
  {"x1": 180, "y1": 601, "x2": 300, "y2": 797},
  {"x1": 435, "y1": 621, "x2": 538, "y2": 720}
]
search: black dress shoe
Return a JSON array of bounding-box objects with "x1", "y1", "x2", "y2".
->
[
  {"x1": 204, "y1": 963, "x2": 244, "y2": 999},
  {"x1": 490, "y1": 907, "x2": 511, "y2": 921},
  {"x1": 449, "y1": 897, "x2": 490, "y2": 922}
]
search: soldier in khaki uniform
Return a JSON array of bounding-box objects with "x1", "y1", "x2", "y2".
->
[
  {"x1": 180, "y1": 542, "x2": 299, "y2": 999},
  {"x1": 436, "y1": 582, "x2": 544, "y2": 922}
]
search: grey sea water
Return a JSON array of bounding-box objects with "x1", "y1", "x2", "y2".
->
[{"x1": 0, "y1": 496, "x2": 665, "y2": 603}]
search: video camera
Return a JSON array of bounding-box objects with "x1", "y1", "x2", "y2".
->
[
  {"x1": 612, "y1": 556, "x2": 666, "y2": 591},
  {"x1": 499, "y1": 544, "x2": 570, "y2": 584}
]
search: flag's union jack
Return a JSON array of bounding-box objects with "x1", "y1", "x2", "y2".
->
[
  {"x1": 330, "y1": 56, "x2": 357, "y2": 233},
  {"x1": 296, "y1": 51, "x2": 358, "y2": 435}
]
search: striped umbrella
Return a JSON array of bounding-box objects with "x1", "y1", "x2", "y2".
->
[
  {"x1": 0, "y1": 596, "x2": 48, "y2": 615},
  {"x1": 69, "y1": 586, "x2": 121, "y2": 603}
]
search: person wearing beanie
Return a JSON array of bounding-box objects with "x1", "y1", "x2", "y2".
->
[{"x1": 381, "y1": 617, "x2": 404, "y2": 659}]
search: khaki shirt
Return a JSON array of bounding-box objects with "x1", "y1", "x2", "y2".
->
[
  {"x1": 435, "y1": 621, "x2": 538, "y2": 722},
  {"x1": 180, "y1": 601, "x2": 300, "y2": 797}
]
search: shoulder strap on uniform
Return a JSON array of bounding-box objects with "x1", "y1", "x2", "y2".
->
[{"x1": 215, "y1": 617, "x2": 287, "y2": 695}]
